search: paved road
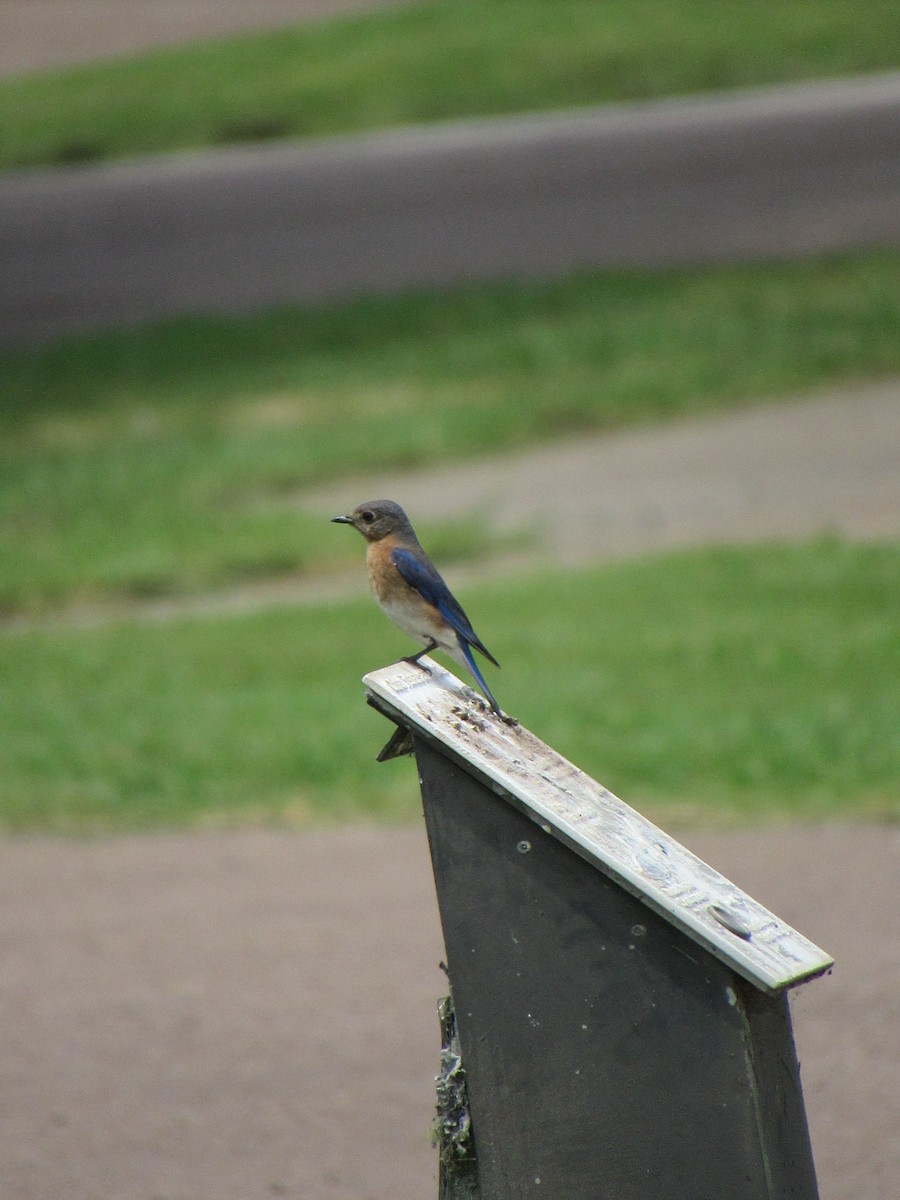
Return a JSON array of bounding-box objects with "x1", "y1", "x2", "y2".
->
[{"x1": 2, "y1": 73, "x2": 899, "y2": 346}]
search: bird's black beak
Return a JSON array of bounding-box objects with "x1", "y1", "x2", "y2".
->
[{"x1": 331, "y1": 515, "x2": 353, "y2": 524}]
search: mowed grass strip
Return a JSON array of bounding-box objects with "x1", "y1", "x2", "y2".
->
[
  {"x1": 2, "y1": 253, "x2": 898, "y2": 617},
  {"x1": 1, "y1": 0, "x2": 897, "y2": 169},
  {"x1": 0, "y1": 540, "x2": 895, "y2": 832}
]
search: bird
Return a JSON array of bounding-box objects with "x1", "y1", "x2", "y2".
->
[{"x1": 332, "y1": 499, "x2": 501, "y2": 714}]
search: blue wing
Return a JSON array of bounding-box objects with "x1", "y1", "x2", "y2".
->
[{"x1": 391, "y1": 547, "x2": 499, "y2": 668}]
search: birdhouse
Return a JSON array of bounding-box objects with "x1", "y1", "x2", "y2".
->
[{"x1": 365, "y1": 658, "x2": 833, "y2": 1200}]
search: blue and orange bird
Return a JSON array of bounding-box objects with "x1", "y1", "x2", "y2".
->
[{"x1": 332, "y1": 499, "x2": 501, "y2": 714}]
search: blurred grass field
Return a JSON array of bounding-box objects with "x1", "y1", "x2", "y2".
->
[
  {"x1": 0, "y1": 540, "x2": 896, "y2": 832},
  {"x1": 1, "y1": 2, "x2": 897, "y2": 834},
  {"x1": 3, "y1": 258, "x2": 898, "y2": 833},
  {"x1": 3, "y1": 252, "x2": 898, "y2": 619},
  {"x1": 1, "y1": 0, "x2": 897, "y2": 169}
]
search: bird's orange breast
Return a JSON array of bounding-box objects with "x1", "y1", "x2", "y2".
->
[{"x1": 366, "y1": 536, "x2": 408, "y2": 604}]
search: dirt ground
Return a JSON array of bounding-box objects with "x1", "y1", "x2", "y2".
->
[
  {"x1": 0, "y1": 1, "x2": 410, "y2": 78},
  {"x1": 301, "y1": 381, "x2": 900, "y2": 564},
  {"x1": 1, "y1": 823, "x2": 897, "y2": 1200}
]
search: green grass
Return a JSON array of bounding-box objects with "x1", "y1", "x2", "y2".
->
[
  {"x1": 2, "y1": 252, "x2": 898, "y2": 618},
  {"x1": 0, "y1": 540, "x2": 895, "y2": 832},
  {"x1": 1, "y1": 0, "x2": 898, "y2": 169}
]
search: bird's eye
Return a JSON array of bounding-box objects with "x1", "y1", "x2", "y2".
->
[{"x1": 361, "y1": 510, "x2": 375, "y2": 523}]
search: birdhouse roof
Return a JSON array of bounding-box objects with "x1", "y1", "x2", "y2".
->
[{"x1": 365, "y1": 657, "x2": 833, "y2": 994}]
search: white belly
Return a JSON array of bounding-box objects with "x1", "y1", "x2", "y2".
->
[{"x1": 377, "y1": 593, "x2": 461, "y2": 661}]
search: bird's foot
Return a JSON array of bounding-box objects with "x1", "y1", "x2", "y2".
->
[{"x1": 400, "y1": 640, "x2": 438, "y2": 668}]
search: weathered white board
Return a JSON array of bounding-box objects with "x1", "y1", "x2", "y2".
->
[{"x1": 364, "y1": 657, "x2": 834, "y2": 994}]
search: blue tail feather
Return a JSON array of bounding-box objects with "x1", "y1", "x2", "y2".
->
[{"x1": 460, "y1": 639, "x2": 501, "y2": 714}]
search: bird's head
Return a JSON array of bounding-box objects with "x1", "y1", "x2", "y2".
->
[{"x1": 332, "y1": 499, "x2": 415, "y2": 543}]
